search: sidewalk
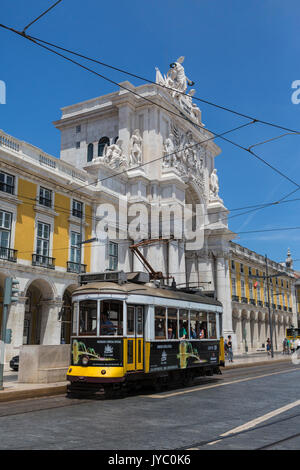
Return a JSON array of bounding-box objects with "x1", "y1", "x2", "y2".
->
[
  {"x1": 224, "y1": 351, "x2": 292, "y2": 370},
  {"x1": 0, "y1": 371, "x2": 68, "y2": 402},
  {"x1": 0, "y1": 353, "x2": 294, "y2": 402}
]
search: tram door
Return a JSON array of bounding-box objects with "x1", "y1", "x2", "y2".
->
[{"x1": 126, "y1": 305, "x2": 144, "y2": 371}]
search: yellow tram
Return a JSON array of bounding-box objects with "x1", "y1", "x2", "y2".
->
[{"x1": 67, "y1": 271, "x2": 223, "y2": 397}]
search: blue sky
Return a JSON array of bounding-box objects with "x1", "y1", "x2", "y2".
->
[{"x1": 1, "y1": 0, "x2": 300, "y2": 267}]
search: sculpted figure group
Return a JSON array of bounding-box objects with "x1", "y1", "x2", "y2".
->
[{"x1": 95, "y1": 129, "x2": 143, "y2": 170}]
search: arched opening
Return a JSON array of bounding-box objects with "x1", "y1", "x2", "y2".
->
[
  {"x1": 98, "y1": 137, "x2": 110, "y2": 157},
  {"x1": 60, "y1": 284, "x2": 77, "y2": 344},
  {"x1": 87, "y1": 143, "x2": 94, "y2": 162},
  {"x1": 23, "y1": 279, "x2": 55, "y2": 345}
]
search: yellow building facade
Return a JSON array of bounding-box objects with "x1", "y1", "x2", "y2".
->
[
  {"x1": 229, "y1": 242, "x2": 297, "y2": 353},
  {"x1": 0, "y1": 131, "x2": 93, "y2": 360}
]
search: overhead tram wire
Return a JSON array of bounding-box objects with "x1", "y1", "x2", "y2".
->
[
  {"x1": 1, "y1": 23, "x2": 300, "y2": 196},
  {"x1": 6, "y1": 27, "x2": 300, "y2": 135},
  {"x1": 22, "y1": 0, "x2": 63, "y2": 34}
]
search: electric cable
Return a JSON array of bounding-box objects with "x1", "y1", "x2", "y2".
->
[
  {"x1": 3, "y1": 25, "x2": 298, "y2": 134},
  {"x1": 22, "y1": 0, "x2": 63, "y2": 34}
]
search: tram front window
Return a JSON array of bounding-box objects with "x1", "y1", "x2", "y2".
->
[
  {"x1": 100, "y1": 300, "x2": 123, "y2": 336},
  {"x1": 155, "y1": 307, "x2": 166, "y2": 339},
  {"x1": 79, "y1": 300, "x2": 97, "y2": 335}
]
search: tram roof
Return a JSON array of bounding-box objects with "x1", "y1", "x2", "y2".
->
[{"x1": 72, "y1": 281, "x2": 222, "y2": 308}]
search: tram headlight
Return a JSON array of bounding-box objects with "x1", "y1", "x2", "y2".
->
[{"x1": 81, "y1": 356, "x2": 89, "y2": 367}]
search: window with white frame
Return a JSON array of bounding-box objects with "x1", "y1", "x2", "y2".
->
[
  {"x1": 0, "y1": 171, "x2": 15, "y2": 195},
  {"x1": 36, "y1": 221, "x2": 50, "y2": 258},
  {"x1": 249, "y1": 281, "x2": 253, "y2": 299},
  {"x1": 257, "y1": 284, "x2": 261, "y2": 301},
  {"x1": 231, "y1": 277, "x2": 236, "y2": 296},
  {"x1": 70, "y1": 231, "x2": 81, "y2": 264},
  {"x1": 72, "y1": 200, "x2": 83, "y2": 219},
  {"x1": 241, "y1": 279, "x2": 245, "y2": 297},
  {"x1": 39, "y1": 187, "x2": 52, "y2": 208},
  {"x1": 0, "y1": 210, "x2": 12, "y2": 257},
  {"x1": 108, "y1": 242, "x2": 118, "y2": 270}
]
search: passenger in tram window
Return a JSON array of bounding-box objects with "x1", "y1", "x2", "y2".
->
[
  {"x1": 179, "y1": 322, "x2": 187, "y2": 339},
  {"x1": 199, "y1": 322, "x2": 207, "y2": 339},
  {"x1": 155, "y1": 319, "x2": 165, "y2": 337},
  {"x1": 190, "y1": 325, "x2": 196, "y2": 339},
  {"x1": 100, "y1": 312, "x2": 115, "y2": 335},
  {"x1": 168, "y1": 320, "x2": 177, "y2": 339}
]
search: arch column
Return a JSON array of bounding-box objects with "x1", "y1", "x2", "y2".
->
[
  {"x1": 40, "y1": 300, "x2": 64, "y2": 345},
  {"x1": 5, "y1": 296, "x2": 27, "y2": 362},
  {"x1": 215, "y1": 255, "x2": 233, "y2": 336}
]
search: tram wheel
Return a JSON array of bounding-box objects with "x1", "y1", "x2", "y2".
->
[{"x1": 182, "y1": 372, "x2": 194, "y2": 387}]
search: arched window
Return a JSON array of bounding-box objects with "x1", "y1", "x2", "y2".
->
[
  {"x1": 98, "y1": 137, "x2": 110, "y2": 157},
  {"x1": 87, "y1": 143, "x2": 94, "y2": 162}
]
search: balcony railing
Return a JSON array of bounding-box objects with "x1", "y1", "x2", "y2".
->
[
  {"x1": 232, "y1": 295, "x2": 240, "y2": 302},
  {"x1": 0, "y1": 247, "x2": 17, "y2": 262},
  {"x1": 67, "y1": 261, "x2": 87, "y2": 274},
  {"x1": 32, "y1": 254, "x2": 55, "y2": 269},
  {"x1": 241, "y1": 297, "x2": 248, "y2": 304}
]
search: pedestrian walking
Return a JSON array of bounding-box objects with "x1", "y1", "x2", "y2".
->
[
  {"x1": 224, "y1": 338, "x2": 228, "y2": 359},
  {"x1": 227, "y1": 335, "x2": 233, "y2": 362},
  {"x1": 283, "y1": 337, "x2": 287, "y2": 354},
  {"x1": 286, "y1": 338, "x2": 290, "y2": 354},
  {"x1": 296, "y1": 338, "x2": 300, "y2": 351},
  {"x1": 266, "y1": 338, "x2": 271, "y2": 355}
]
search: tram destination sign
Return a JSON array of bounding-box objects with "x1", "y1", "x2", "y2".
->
[{"x1": 149, "y1": 340, "x2": 219, "y2": 372}]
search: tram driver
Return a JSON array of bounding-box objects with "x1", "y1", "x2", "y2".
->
[{"x1": 100, "y1": 312, "x2": 116, "y2": 335}]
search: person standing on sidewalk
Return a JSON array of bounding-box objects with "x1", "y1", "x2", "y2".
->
[
  {"x1": 283, "y1": 338, "x2": 287, "y2": 354},
  {"x1": 266, "y1": 338, "x2": 271, "y2": 356},
  {"x1": 227, "y1": 335, "x2": 233, "y2": 362}
]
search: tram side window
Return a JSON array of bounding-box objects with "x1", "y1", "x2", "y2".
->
[
  {"x1": 208, "y1": 313, "x2": 217, "y2": 339},
  {"x1": 127, "y1": 306, "x2": 135, "y2": 335},
  {"x1": 179, "y1": 309, "x2": 188, "y2": 339},
  {"x1": 155, "y1": 307, "x2": 166, "y2": 339},
  {"x1": 79, "y1": 300, "x2": 97, "y2": 335},
  {"x1": 167, "y1": 308, "x2": 178, "y2": 339},
  {"x1": 100, "y1": 300, "x2": 123, "y2": 336},
  {"x1": 198, "y1": 312, "x2": 208, "y2": 339},
  {"x1": 190, "y1": 310, "x2": 199, "y2": 339}
]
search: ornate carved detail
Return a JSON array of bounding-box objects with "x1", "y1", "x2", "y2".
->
[
  {"x1": 162, "y1": 122, "x2": 205, "y2": 194},
  {"x1": 96, "y1": 139, "x2": 128, "y2": 170},
  {"x1": 209, "y1": 169, "x2": 222, "y2": 202}
]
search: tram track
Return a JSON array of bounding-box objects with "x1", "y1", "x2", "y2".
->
[{"x1": 179, "y1": 410, "x2": 300, "y2": 450}]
